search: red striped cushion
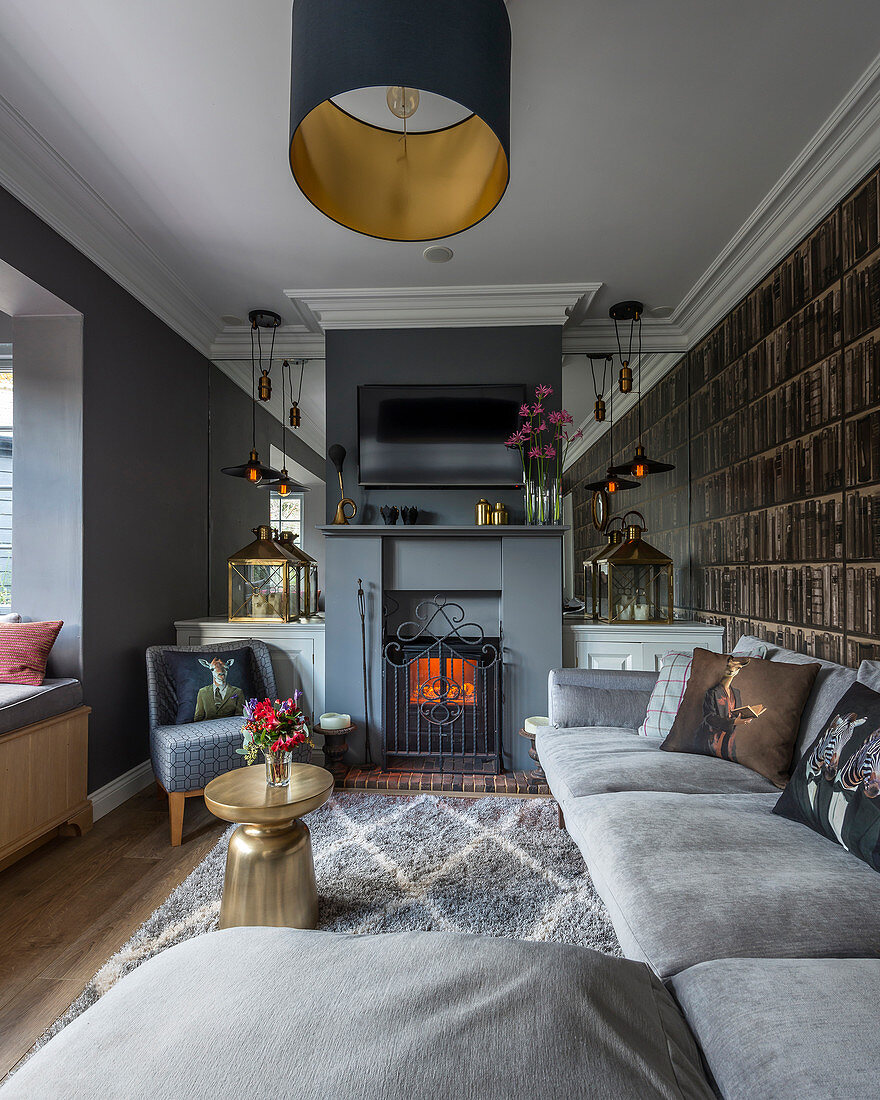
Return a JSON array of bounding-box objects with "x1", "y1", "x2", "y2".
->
[{"x1": 0, "y1": 620, "x2": 63, "y2": 685}]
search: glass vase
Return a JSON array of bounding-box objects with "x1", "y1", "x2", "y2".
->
[
  {"x1": 523, "y1": 474, "x2": 561, "y2": 525},
  {"x1": 262, "y1": 748, "x2": 293, "y2": 787}
]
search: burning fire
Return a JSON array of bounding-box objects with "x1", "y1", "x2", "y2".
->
[{"x1": 409, "y1": 657, "x2": 476, "y2": 706}]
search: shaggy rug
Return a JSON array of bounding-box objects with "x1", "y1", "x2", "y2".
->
[{"x1": 32, "y1": 792, "x2": 619, "y2": 1054}]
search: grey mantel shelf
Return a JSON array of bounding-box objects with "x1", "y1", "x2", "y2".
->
[{"x1": 318, "y1": 525, "x2": 568, "y2": 537}]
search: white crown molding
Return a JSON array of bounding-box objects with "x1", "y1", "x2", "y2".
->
[
  {"x1": 208, "y1": 327, "x2": 326, "y2": 362},
  {"x1": 285, "y1": 283, "x2": 601, "y2": 329},
  {"x1": 561, "y1": 317, "x2": 688, "y2": 354},
  {"x1": 0, "y1": 94, "x2": 220, "y2": 353},
  {"x1": 562, "y1": 351, "x2": 683, "y2": 470},
  {"x1": 674, "y1": 49, "x2": 880, "y2": 345}
]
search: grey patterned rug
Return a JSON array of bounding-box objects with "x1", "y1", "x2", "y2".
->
[{"x1": 33, "y1": 793, "x2": 619, "y2": 1055}]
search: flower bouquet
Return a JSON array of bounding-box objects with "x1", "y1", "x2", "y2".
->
[
  {"x1": 237, "y1": 693, "x2": 312, "y2": 787},
  {"x1": 505, "y1": 385, "x2": 583, "y2": 524}
]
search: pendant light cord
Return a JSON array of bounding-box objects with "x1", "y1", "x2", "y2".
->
[
  {"x1": 280, "y1": 358, "x2": 288, "y2": 467},
  {"x1": 297, "y1": 359, "x2": 305, "y2": 404},
  {"x1": 250, "y1": 323, "x2": 257, "y2": 450},
  {"x1": 588, "y1": 354, "x2": 610, "y2": 401},
  {"x1": 637, "y1": 314, "x2": 643, "y2": 441}
]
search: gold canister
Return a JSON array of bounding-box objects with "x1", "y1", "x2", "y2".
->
[
  {"x1": 475, "y1": 498, "x2": 491, "y2": 525},
  {"x1": 490, "y1": 502, "x2": 509, "y2": 525}
]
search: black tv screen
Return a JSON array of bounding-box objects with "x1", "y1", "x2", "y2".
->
[{"x1": 358, "y1": 384, "x2": 526, "y2": 487}]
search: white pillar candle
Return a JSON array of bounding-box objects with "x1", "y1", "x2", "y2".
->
[
  {"x1": 524, "y1": 716, "x2": 550, "y2": 737},
  {"x1": 319, "y1": 712, "x2": 351, "y2": 730}
]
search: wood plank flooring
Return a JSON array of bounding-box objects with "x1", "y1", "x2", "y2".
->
[{"x1": 0, "y1": 784, "x2": 225, "y2": 1080}]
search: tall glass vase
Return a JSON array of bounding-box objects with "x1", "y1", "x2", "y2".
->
[{"x1": 523, "y1": 473, "x2": 561, "y2": 525}]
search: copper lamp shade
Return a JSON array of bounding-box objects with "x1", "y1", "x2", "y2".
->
[{"x1": 289, "y1": 0, "x2": 511, "y2": 241}]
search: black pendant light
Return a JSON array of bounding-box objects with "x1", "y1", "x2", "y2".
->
[
  {"x1": 289, "y1": 0, "x2": 511, "y2": 241},
  {"x1": 610, "y1": 307, "x2": 676, "y2": 479},
  {"x1": 585, "y1": 379, "x2": 639, "y2": 496},
  {"x1": 259, "y1": 359, "x2": 310, "y2": 498},
  {"x1": 220, "y1": 311, "x2": 283, "y2": 485},
  {"x1": 610, "y1": 300, "x2": 643, "y2": 394}
]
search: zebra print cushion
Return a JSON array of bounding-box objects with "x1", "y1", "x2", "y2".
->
[{"x1": 774, "y1": 680, "x2": 880, "y2": 872}]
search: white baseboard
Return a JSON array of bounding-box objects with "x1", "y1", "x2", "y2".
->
[{"x1": 88, "y1": 759, "x2": 153, "y2": 822}]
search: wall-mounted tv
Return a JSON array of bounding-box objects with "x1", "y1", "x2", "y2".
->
[{"x1": 358, "y1": 384, "x2": 527, "y2": 487}]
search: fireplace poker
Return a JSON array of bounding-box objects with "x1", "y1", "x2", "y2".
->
[{"x1": 357, "y1": 578, "x2": 376, "y2": 770}]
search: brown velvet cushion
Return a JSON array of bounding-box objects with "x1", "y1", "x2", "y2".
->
[{"x1": 660, "y1": 648, "x2": 819, "y2": 787}]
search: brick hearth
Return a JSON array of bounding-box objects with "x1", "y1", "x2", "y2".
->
[{"x1": 337, "y1": 767, "x2": 550, "y2": 797}]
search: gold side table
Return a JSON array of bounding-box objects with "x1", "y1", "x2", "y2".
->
[{"x1": 204, "y1": 762, "x2": 333, "y2": 930}]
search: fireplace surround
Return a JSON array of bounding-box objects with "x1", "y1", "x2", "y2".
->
[{"x1": 322, "y1": 525, "x2": 564, "y2": 773}]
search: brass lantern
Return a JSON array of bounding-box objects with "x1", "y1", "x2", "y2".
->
[
  {"x1": 584, "y1": 519, "x2": 624, "y2": 620},
  {"x1": 597, "y1": 511, "x2": 673, "y2": 624},
  {"x1": 228, "y1": 525, "x2": 299, "y2": 622},
  {"x1": 278, "y1": 531, "x2": 319, "y2": 621}
]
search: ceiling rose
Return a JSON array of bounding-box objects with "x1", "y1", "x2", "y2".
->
[{"x1": 288, "y1": 0, "x2": 511, "y2": 242}]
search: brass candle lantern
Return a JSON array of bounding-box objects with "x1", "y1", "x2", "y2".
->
[
  {"x1": 228, "y1": 526, "x2": 299, "y2": 622},
  {"x1": 278, "y1": 531, "x2": 320, "y2": 621},
  {"x1": 596, "y1": 511, "x2": 673, "y2": 624},
  {"x1": 584, "y1": 518, "x2": 624, "y2": 620}
]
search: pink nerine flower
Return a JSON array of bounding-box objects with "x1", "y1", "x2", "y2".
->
[
  {"x1": 544, "y1": 444, "x2": 556, "y2": 458},
  {"x1": 519, "y1": 403, "x2": 531, "y2": 417},
  {"x1": 520, "y1": 422, "x2": 531, "y2": 436},
  {"x1": 531, "y1": 403, "x2": 543, "y2": 416},
  {"x1": 548, "y1": 410, "x2": 563, "y2": 425},
  {"x1": 537, "y1": 421, "x2": 547, "y2": 433},
  {"x1": 535, "y1": 384, "x2": 554, "y2": 398},
  {"x1": 560, "y1": 410, "x2": 574, "y2": 424},
  {"x1": 528, "y1": 447, "x2": 542, "y2": 459}
]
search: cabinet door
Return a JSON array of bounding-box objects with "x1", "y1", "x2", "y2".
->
[{"x1": 575, "y1": 639, "x2": 641, "y2": 671}]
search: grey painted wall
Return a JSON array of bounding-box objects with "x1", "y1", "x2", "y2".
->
[
  {"x1": 0, "y1": 184, "x2": 210, "y2": 790},
  {"x1": 324, "y1": 327, "x2": 563, "y2": 525},
  {"x1": 12, "y1": 316, "x2": 84, "y2": 680},
  {"x1": 208, "y1": 367, "x2": 325, "y2": 615}
]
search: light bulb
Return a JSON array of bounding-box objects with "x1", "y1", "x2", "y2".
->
[
  {"x1": 277, "y1": 480, "x2": 290, "y2": 497},
  {"x1": 247, "y1": 465, "x2": 261, "y2": 483},
  {"x1": 386, "y1": 86, "x2": 420, "y2": 120},
  {"x1": 607, "y1": 478, "x2": 618, "y2": 493},
  {"x1": 633, "y1": 462, "x2": 648, "y2": 478}
]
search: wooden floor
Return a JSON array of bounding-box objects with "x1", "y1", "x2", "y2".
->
[{"x1": 0, "y1": 784, "x2": 226, "y2": 1080}]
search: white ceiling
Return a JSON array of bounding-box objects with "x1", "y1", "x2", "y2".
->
[
  {"x1": 2, "y1": 1, "x2": 879, "y2": 320},
  {"x1": 1, "y1": 1, "x2": 880, "y2": 454}
]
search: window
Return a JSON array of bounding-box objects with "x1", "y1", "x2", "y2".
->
[
  {"x1": 269, "y1": 491, "x2": 303, "y2": 546},
  {"x1": 0, "y1": 368, "x2": 11, "y2": 609}
]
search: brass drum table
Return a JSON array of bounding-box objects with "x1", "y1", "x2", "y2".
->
[{"x1": 204, "y1": 763, "x2": 333, "y2": 930}]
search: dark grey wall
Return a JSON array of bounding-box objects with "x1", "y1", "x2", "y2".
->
[
  {"x1": 208, "y1": 367, "x2": 325, "y2": 615},
  {"x1": 324, "y1": 327, "x2": 563, "y2": 524},
  {"x1": 0, "y1": 184, "x2": 210, "y2": 790}
]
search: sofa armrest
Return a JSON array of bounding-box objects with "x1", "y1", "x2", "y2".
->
[{"x1": 548, "y1": 668, "x2": 658, "y2": 730}]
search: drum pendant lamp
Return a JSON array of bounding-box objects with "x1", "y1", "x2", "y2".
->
[{"x1": 289, "y1": 0, "x2": 511, "y2": 241}]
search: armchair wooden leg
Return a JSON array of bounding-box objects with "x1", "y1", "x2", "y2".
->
[{"x1": 168, "y1": 792, "x2": 186, "y2": 847}]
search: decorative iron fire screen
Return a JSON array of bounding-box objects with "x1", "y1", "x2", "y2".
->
[{"x1": 383, "y1": 596, "x2": 502, "y2": 774}]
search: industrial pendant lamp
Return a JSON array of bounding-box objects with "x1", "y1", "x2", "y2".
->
[
  {"x1": 289, "y1": 0, "x2": 511, "y2": 241},
  {"x1": 610, "y1": 308, "x2": 675, "y2": 479},
  {"x1": 260, "y1": 359, "x2": 310, "y2": 498},
  {"x1": 220, "y1": 312, "x2": 283, "y2": 485},
  {"x1": 587, "y1": 354, "x2": 613, "y2": 422},
  {"x1": 288, "y1": 359, "x2": 305, "y2": 429},
  {"x1": 610, "y1": 301, "x2": 643, "y2": 394},
  {"x1": 585, "y1": 383, "x2": 639, "y2": 496}
]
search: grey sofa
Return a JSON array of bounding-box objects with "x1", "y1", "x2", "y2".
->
[{"x1": 539, "y1": 635, "x2": 880, "y2": 1098}]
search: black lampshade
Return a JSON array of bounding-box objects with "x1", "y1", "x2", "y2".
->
[
  {"x1": 610, "y1": 445, "x2": 676, "y2": 478},
  {"x1": 585, "y1": 468, "x2": 640, "y2": 495},
  {"x1": 289, "y1": 0, "x2": 511, "y2": 241},
  {"x1": 221, "y1": 449, "x2": 282, "y2": 485},
  {"x1": 257, "y1": 468, "x2": 311, "y2": 496}
]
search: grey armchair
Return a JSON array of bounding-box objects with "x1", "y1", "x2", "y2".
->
[{"x1": 146, "y1": 640, "x2": 277, "y2": 845}]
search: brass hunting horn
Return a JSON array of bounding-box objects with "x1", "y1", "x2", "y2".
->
[{"x1": 328, "y1": 444, "x2": 357, "y2": 525}]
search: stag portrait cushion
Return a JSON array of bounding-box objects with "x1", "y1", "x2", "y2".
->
[
  {"x1": 660, "y1": 648, "x2": 819, "y2": 787},
  {"x1": 0, "y1": 620, "x2": 63, "y2": 685},
  {"x1": 773, "y1": 680, "x2": 880, "y2": 872},
  {"x1": 163, "y1": 648, "x2": 256, "y2": 725}
]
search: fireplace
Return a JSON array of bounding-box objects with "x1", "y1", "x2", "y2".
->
[{"x1": 383, "y1": 597, "x2": 502, "y2": 774}]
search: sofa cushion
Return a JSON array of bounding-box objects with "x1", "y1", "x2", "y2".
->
[
  {"x1": 0, "y1": 678, "x2": 83, "y2": 736},
  {"x1": 638, "y1": 652, "x2": 693, "y2": 738},
  {"x1": 150, "y1": 717, "x2": 249, "y2": 792},
  {"x1": 537, "y1": 726, "x2": 777, "y2": 806},
  {"x1": 661, "y1": 648, "x2": 819, "y2": 787},
  {"x1": 1, "y1": 927, "x2": 714, "y2": 1100},
  {"x1": 0, "y1": 620, "x2": 63, "y2": 686},
  {"x1": 162, "y1": 647, "x2": 255, "y2": 725},
  {"x1": 563, "y1": 791, "x2": 880, "y2": 979},
  {"x1": 671, "y1": 957, "x2": 880, "y2": 1100},
  {"x1": 774, "y1": 680, "x2": 880, "y2": 873},
  {"x1": 733, "y1": 635, "x2": 858, "y2": 759}
]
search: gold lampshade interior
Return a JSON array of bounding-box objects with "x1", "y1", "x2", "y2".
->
[{"x1": 291, "y1": 100, "x2": 509, "y2": 241}]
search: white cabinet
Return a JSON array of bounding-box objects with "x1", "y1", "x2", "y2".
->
[
  {"x1": 174, "y1": 618, "x2": 326, "y2": 760},
  {"x1": 563, "y1": 621, "x2": 725, "y2": 673}
]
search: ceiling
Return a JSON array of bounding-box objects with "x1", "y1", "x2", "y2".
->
[{"x1": 1, "y1": 1, "x2": 879, "y2": 451}]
